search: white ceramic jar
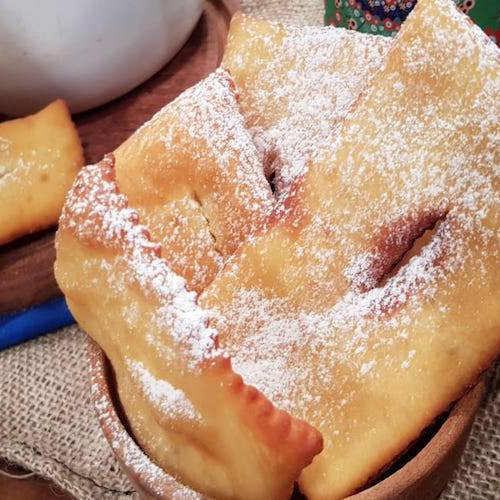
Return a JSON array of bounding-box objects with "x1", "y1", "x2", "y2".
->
[{"x1": 0, "y1": 0, "x2": 204, "y2": 116}]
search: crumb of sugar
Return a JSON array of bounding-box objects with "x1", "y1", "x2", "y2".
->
[
  {"x1": 126, "y1": 359, "x2": 201, "y2": 422},
  {"x1": 401, "y1": 350, "x2": 417, "y2": 369},
  {"x1": 360, "y1": 360, "x2": 376, "y2": 376}
]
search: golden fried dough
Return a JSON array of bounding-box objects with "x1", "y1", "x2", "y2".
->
[
  {"x1": 0, "y1": 99, "x2": 83, "y2": 245},
  {"x1": 202, "y1": 1, "x2": 500, "y2": 498},
  {"x1": 55, "y1": 155, "x2": 321, "y2": 498},
  {"x1": 222, "y1": 13, "x2": 390, "y2": 194},
  {"x1": 114, "y1": 69, "x2": 274, "y2": 293}
]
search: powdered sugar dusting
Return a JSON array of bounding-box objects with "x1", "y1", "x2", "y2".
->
[
  {"x1": 60, "y1": 156, "x2": 219, "y2": 366},
  {"x1": 115, "y1": 68, "x2": 274, "y2": 292},
  {"x1": 224, "y1": 17, "x2": 391, "y2": 196},
  {"x1": 128, "y1": 68, "x2": 273, "y2": 247},
  {"x1": 90, "y1": 357, "x2": 202, "y2": 499},
  {"x1": 126, "y1": 359, "x2": 201, "y2": 422},
  {"x1": 0, "y1": 137, "x2": 12, "y2": 180},
  {"x1": 205, "y1": 1, "x2": 500, "y2": 490}
]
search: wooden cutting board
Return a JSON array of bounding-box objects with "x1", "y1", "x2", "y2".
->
[{"x1": 0, "y1": 0, "x2": 238, "y2": 316}]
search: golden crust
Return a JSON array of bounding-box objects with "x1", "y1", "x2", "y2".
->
[
  {"x1": 202, "y1": 1, "x2": 500, "y2": 498},
  {"x1": 0, "y1": 99, "x2": 83, "y2": 245},
  {"x1": 55, "y1": 2, "x2": 500, "y2": 498},
  {"x1": 114, "y1": 69, "x2": 274, "y2": 293},
  {"x1": 55, "y1": 155, "x2": 322, "y2": 499},
  {"x1": 222, "y1": 13, "x2": 391, "y2": 194}
]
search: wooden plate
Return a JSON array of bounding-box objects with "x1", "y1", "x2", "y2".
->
[
  {"x1": 88, "y1": 338, "x2": 485, "y2": 500},
  {"x1": 0, "y1": 0, "x2": 237, "y2": 315}
]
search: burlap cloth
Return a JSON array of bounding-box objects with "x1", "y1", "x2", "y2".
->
[{"x1": 1, "y1": 1, "x2": 499, "y2": 499}]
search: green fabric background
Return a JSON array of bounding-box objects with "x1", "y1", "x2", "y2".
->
[{"x1": 325, "y1": 0, "x2": 500, "y2": 46}]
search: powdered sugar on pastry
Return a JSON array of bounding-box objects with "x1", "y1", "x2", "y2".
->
[
  {"x1": 56, "y1": 3, "x2": 500, "y2": 498},
  {"x1": 57, "y1": 154, "x2": 323, "y2": 500},
  {"x1": 223, "y1": 15, "x2": 391, "y2": 195},
  {"x1": 59, "y1": 156, "x2": 218, "y2": 365},
  {"x1": 89, "y1": 354, "x2": 203, "y2": 499},
  {"x1": 204, "y1": 1, "x2": 500, "y2": 498},
  {"x1": 0, "y1": 99, "x2": 83, "y2": 245},
  {"x1": 126, "y1": 359, "x2": 202, "y2": 422},
  {"x1": 217, "y1": 8, "x2": 500, "y2": 415},
  {"x1": 114, "y1": 69, "x2": 274, "y2": 292}
]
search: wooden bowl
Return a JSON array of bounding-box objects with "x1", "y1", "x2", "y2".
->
[{"x1": 88, "y1": 338, "x2": 485, "y2": 500}]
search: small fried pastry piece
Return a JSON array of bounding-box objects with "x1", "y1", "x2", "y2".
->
[
  {"x1": 110, "y1": 70, "x2": 276, "y2": 498},
  {"x1": 55, "y1": 156, "x2": 322, "y2": 499},
  {"x1": 222, "y1": 13, "x2": 390, "y2": 194},
  {"x1": 0, "y1": 99, "x2": 83, "y2": 245},
  {"x1": 110, "y1": 71, "x2": 276, "y2": 494},
  {"x1": 202, "y1": 0, "x2": 500, "y2": 498},
  {"x1": 114, "y1": 69, "x2": 274, "y2": 293}
]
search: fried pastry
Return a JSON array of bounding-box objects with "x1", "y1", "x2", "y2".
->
[
  {"x1": 222, "y1": 13, "x2": 391, "y2": 195},
  {"x1": 97, "y1": 70, "x2": 288, "y2": 498},
  {"x1": 0, "y1": 99, "x2": 83, "y2": 245},
  {"x1": 55, "y1": 146, "x2": 321, "y2": 498},
  {"x1": 202, "y1": 0, "x2": 500, "y2": 498},
  {"x1": 114, "y1": 69, "x2": 274, "y2": 293}
]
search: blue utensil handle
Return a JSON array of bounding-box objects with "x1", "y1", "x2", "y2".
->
[{"x1": 0, "y1": 297, "x2": 74, "y2": 350}]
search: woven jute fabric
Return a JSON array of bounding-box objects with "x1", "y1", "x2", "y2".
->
[{"x1": 1, "y1": 1, "x2": 499, "y2": 498}]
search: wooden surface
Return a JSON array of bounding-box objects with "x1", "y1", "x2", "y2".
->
[
  {"x1": 87, "y1": 339, "x2": 485, "y2": 500},
  {"x1": 0, "y1": 230, "x2": 59, "y2": 315},
  {"x1": 0, "y1": 0, "x2": 235, "y2": 315},
  {"x1": 0, "y1": 1, "x2": 235, "y2": 498}
]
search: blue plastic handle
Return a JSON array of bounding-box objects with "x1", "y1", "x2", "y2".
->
[{"x1": 0, "y1": 297, "x2": 75, "y2": 350}]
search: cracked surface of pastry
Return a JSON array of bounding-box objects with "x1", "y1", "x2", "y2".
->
[
  {"x1": 0, "y1": 99, "x2": 83, "y2": 245},
  {"x1": 222, "y1": 13, "x2": 391, "y2": 195},
  {"x1": 201, "y1": 0, "x2": 500, "y2": 498},
  {"x1": 113, "y1": 69, "x2": 274, "y2": 294},
  {"x1": 55, "y1": 149, "x2": 321, "y2": 499}
]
